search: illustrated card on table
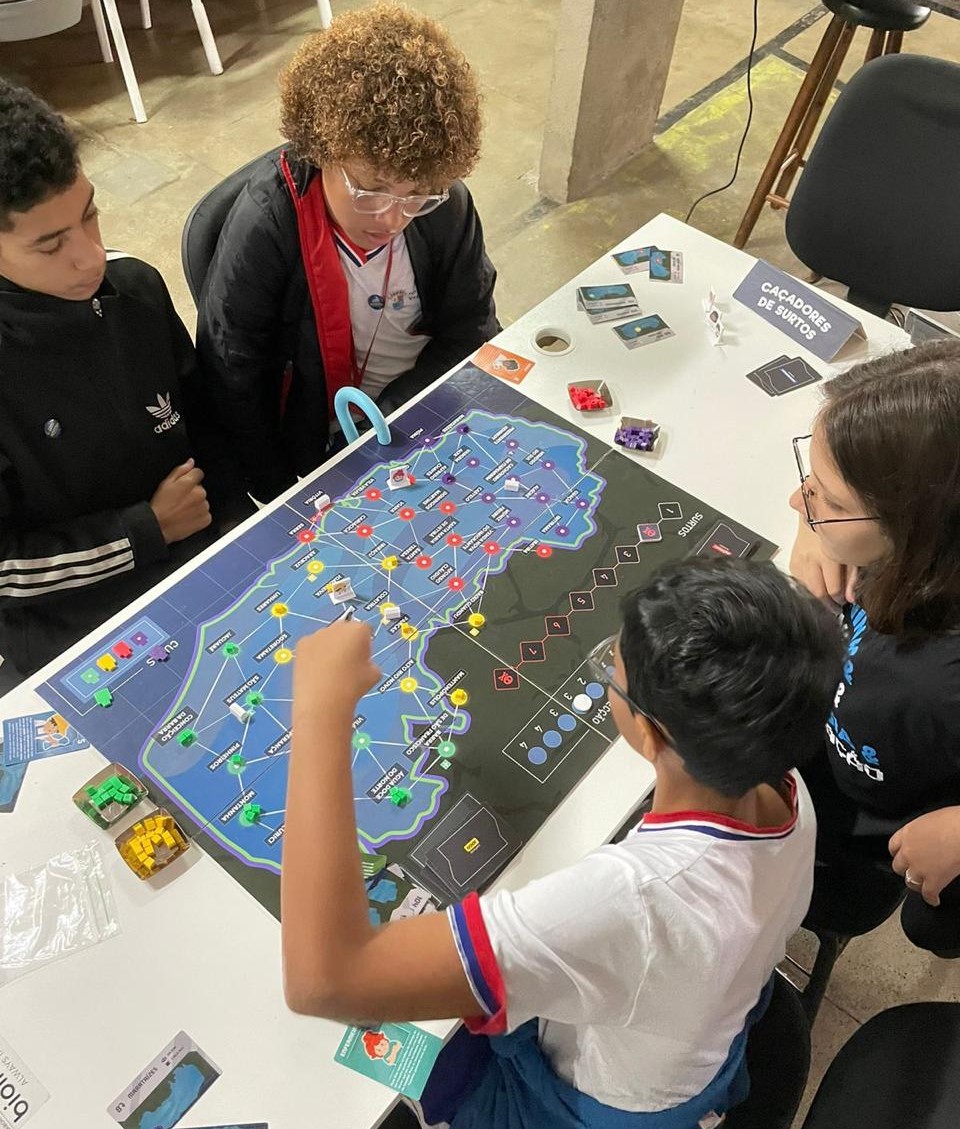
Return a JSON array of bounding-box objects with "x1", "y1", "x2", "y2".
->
[
  {"x1": 649, "y1": 249, "x2": 684, "y2": 284},
  {"x1": 335, "y1": 1022, "x2": 444, "y2": 1100},
  {"x1": 472, "y1": 343, "x2": 535, "y2": 385},
  {"x1": 612, "y1": 245, "x2": 656, "y2": 274},
  {"x1": 0, "y1": 737, "x2": 27, "y2": 814},
  {"x1": 2, "y1": 710, "x2": 90, "y2": 767},
  {"x1": 613, "y1": 314, "x2": 676, "y2": 350},
  {"x1": 107, "y1": 1030, "x2": 220, "y2": 1128},
  {"x1": 745, "y1": 356, "x2": 822, "y2": 397}
]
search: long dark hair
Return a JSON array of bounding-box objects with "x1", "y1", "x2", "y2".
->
[{"x1": 820, "y1": 340, "x2": 960, "y2": 637}]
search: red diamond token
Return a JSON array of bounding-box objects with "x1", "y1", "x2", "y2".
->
[
  {"x1": 297, "y1": 529, "x2": 315, "y2": 543},
  {"x1": 399, "y1": 507, "x2": 416, "y2": 521},
  {"x1": 356, "y1": 524, "x2": 373, "y2": 538},
  {"x1": 416, "y1": 555, "x2": 433, "y2": 569},
  {"x1": 448, "y1": 576, "x2": 465, "y2": 591},
  {"x1": 536, "y1": 544, "x2": 553, "y2": 559},
  {"x1": 446, "y1": 533, "x2": 463, "y2": 548},
  {"x1": 440, "y1": 501, "x2": 457, "y2": 514},
  {"x1": 483, "y1": 541, "x2": 501, "y2": 555},
  {"x1": 365, "y1": 488, "x2": 382, "y2": 501}
]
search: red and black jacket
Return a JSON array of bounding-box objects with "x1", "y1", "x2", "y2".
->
[{"x1": 195, "y1": 150, "x2": 499, "y2": 503}]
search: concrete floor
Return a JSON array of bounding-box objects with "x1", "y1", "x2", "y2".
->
[{"x1": 6, "y1": 0, "x2": 960, "y2": 1123}]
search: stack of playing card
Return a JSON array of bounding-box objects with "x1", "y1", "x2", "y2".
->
[
  {"x1": 612, "y1": 246, "x2": 684, "y2": 283},
  {"x1": 745, "y1": 355, "x2": 822, "y2": 397},
  {"x1": 576, "y1": 284, "x2": 641, "y2": 324}
]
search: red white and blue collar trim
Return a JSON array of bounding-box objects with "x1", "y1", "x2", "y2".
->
[
  {"x1": 637, "y1": 774, "x2": 798, "y2": 842},
  {"x1": 332, "y1": 228, "x2": 387, "y2": 268}
]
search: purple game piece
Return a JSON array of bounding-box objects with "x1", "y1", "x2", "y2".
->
[
  {"x1": 442, "y1": 473, "x2": 456, "y2": 485},
  {"x1": 457, "y1": 424, "x2": 471, "y2": 435},
  {"x1": 149, "y1": 644, "x2": 169, "y2": 662}
]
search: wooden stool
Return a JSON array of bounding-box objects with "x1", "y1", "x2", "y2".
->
[{"x1": 733, "y1": 0, "x2": 930, "y2": 249}]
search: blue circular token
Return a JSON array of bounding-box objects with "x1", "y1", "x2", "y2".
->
[
  {"x1": 527, "y1": 746, "x2": 547, "y2": 765},
  {"x1": 543, "y1": 730, "x2": 562, "y2": 748},
  {"x1": 586, "y1": 681, "x2": 605, "y2": 700},
  {"x1": 558, "y1": 714, "x2": 576, "y2": 731}
]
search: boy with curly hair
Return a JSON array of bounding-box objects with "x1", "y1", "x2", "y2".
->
[
  {"x1": 0, "y1": 81, "x2": 231, "y2": 687},
  {"x1": 197, "y1": 3, "x2": 498, "y2": 504}
]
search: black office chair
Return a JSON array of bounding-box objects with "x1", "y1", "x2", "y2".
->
[
  {"x1": 180, "y1": 144, "x2": 283, "y2": 304},
  {"x1": 785, "y1": 53, "x2": 960, "y2": 317},
  {"x1": 725, "y1": 972, "x2": 811, "y2": 1129},
  {"x1": 801, "y1": 1002, "x2": 960, "y2": 1128}
]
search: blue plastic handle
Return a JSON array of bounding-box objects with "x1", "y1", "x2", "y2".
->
[{"x1": 334, "y1": 387, "x2": 392, "y2": 446}]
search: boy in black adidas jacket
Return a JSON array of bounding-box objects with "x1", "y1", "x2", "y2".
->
[{"x1": 0, "y1": 82, "x2": 233, "y2": 686}]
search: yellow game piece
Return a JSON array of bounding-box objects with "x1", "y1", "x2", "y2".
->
[
  {"x1": 382, "y1": 556, "x2": 399, "y2": 571},
  {"x1": 96, "y1": 654, "x2": 117, "y2": 672},
  {"x1": 271, "y1": 602, "x2": 288, "y2": 617},
  {"x1": 307, "y1": 560, "x2": 325, "y2": 576},
  {"x1": 467, "y1": 613, "x2": 486, "y2": 629},
  {"x1": 399, "y1": 676, "x2": 418, "y2": 693},
  {"x1": 274, "y1": 648, "x2": 294, "y2": 664},
  {"x1": 450, "y1": 688, "x2": 469, "y2": 707},
  {"x1": 399, "y1": 622, "x2": 419, "y2": 641}
]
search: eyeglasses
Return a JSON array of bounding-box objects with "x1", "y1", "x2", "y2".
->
[
  {"x1": 792, "y1": 435, "x2": 878, "y2": 527},
  {"x1": 340, "y1": 167, "x2": 449, "y2": 219},
  {"x1": 586, "y1": 635, "x2": 672, "y2": 745}
]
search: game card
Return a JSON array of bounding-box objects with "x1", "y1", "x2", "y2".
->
[
  {"x1": 335, "y1": 1023, "x2": 444, "y2": 1100},
  {"x1": 576, "y1": 283, "x2": 637, "y2": 310},
  {"x1": 189, "y1": 1124, "x2": 268, "y2": 1128},
  {"x1": 575, "y1": 296, "x2": 641, "y2": 323},
  {"x1": 691, "y1": 521, "x2": 759, "y2": 560},
  {"x1": 745, "y1": 356, "x2": 821, "y2": 397},
  {"x1": 612, "y1": 246, "x2": 656, "y2": 274},
  {"x1": 2, "y1": 710, "x2": 90, "y2": 767},
  {"x1": 649, "y1": 250, "x2": 684, "y2": 284},
  {"x1": 0, "y1": 1034, "x2": 49, "y2": 1128},
  {"x1": 472, "y1": 343, "x2": 535, "y2": 385},
  {"x1": 108, "y1": 1031, "x2": 220, "y2": 1128},
  {"x1": 0, "y1": 733, "x2": 27, "y2": 814},
  {"x1": 613, "y1": 314, "x2": 676, "y2": 350}
]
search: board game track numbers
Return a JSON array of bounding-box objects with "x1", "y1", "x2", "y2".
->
[{"x1": 41, "y1": 365, "x2": 773, "y2": 917}]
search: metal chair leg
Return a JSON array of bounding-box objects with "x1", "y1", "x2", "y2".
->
[{"x1": 100, "y1": 0, "x2": 147, "y2": 123}]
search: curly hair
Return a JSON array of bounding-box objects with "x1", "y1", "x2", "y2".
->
[
  {"x1": 0, "y1": 81, "x2": 78, "y2": 231},
  {"x1": 279, "y1": 3, "x2": 481, "y2": 187}
]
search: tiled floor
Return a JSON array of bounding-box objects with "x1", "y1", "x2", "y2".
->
[{"x1": 6, "y1": 1, "x2": 960, "y2": 1123}]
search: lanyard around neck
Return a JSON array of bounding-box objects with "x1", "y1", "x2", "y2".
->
[{"x1": 352, "y1": 238, "x2": 395, "y2": 387}]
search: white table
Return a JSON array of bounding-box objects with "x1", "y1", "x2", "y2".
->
[{"x1": 0, "y1": 214, "x2": 908, "y2": 1128}]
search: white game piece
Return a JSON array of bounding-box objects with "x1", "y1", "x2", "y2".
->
[
  {"x1": 387, "y1": 465, "x2": 412, "y2": 490},
  {"x1": 229, "y1": 702, "x2": 253, "y2": 724},
  {"x1": 572, "y1": 693, "x2": 594, "y2": 713},
  {"x1": 314, "y1": 492, "x2": 332, "y2": 513},
  {"x1": 328, "y1": 578, "x2": 355, "y2": 605},
  {"x1": 504, "y1": 476, "x2": 521, "y2": 493},
  {"x1": 381, "y1": 604, "x2": 402, "y2": 623}
]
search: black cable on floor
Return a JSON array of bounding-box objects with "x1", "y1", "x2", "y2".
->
[{"x1": 684, "y1": 0, "x2": 761, "y2": 225}]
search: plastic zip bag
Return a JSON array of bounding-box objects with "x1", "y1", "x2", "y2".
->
[{"x1": 0, "y1": 842, "x2": 120, "y2": 987}]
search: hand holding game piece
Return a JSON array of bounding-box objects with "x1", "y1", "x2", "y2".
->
[
  {"x1": 150, "y1": 458, "x2": 212, "y2": 544},
  {"x1": 295, "y1": 620, "x2": 382, "y2": 708}
]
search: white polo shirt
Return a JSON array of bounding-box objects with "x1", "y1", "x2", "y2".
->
[
  {"x1": 448, "y1": 774, "x2": 815, "y2": 1113},
  {"x1": 333, "y1": 228, "x2": 431, "y2": 399}
]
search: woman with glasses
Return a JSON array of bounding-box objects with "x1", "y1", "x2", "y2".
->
[
  {"x1": 196, "y1": 4, "x2": 498, "y2": 505},
  {"x1": 789, "y1": 339, "x2": 960, "y2": 956}
]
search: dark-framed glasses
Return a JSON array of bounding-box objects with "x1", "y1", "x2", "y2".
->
[
  {"x1": 340, "y1": 167, "x2": 449, "y2": 219},
  {"x1": 792, "y1": 435, "x2": 878, "y2": 527},
  {"x1": 586, "y1": 635, "x2": 671, "y2": 745}
]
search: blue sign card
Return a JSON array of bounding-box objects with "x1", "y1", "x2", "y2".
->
[{"x1": 733, "y1": 260, "x2": 864, "y2": 362}]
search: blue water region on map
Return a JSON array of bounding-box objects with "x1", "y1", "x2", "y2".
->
[{"x1": 44, "y1": 382, "x2": 607, "y2": 879}]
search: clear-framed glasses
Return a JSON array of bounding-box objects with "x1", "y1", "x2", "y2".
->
[
  {"x1": 586, "y1": 634, "x2": 672, "y2": 745},
  {"x1": 792, "y1": 435, "x2": 878, "y2": 527},
  {"x1": 340, "y1": 167, "x2": 449, "y2": 219}
]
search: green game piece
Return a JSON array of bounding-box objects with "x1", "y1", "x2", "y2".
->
[
  {"x1": 228, "y1": 753, "x2": 245, "y2": 768},
  {"x1": 223, "y1": 642, "x2": 240, "y2": 657},
  {"x1": 93, "y1": 688, "x2": 113, "y2": 708},
  {"x1": 239, "y1": 802, "x2": 262, "y2": 827},
  {"x1": 388, "y1": 786, "x2": 410, "y2": 808},
  {"x1": 177, "y1": 728, "x2": 197, "y2": 747},
  {"x1": 245, "y1": 691, "x2": 264, "y2": 707}
]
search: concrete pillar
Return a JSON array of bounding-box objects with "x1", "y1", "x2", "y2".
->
[{"x1": 539, "y1": 0, "x2": 685, "y2": 204}]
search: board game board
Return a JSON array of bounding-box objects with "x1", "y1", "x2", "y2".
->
[{"x1": 40, "y1": 365, "x2": 774, "y2": 918}]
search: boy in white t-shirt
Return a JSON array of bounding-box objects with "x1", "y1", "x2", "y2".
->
[{"x1": 280, "y1": 559, "x2": 843, "y2": 1128}]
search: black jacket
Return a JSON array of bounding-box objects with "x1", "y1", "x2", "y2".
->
[
  {"x1": 196, "y1": 152, "x2": 499, "y2": 502},
  {"x1": 0, "y1": 255, "x2": 227, "y2": 679}
]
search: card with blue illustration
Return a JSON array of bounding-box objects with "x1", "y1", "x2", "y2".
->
[
  {"x1": 2, "y1": 710, "x2": 90, "y2": 766},
  {"x1": 612, "y1": 245, "x2": 656, "y2": 274},
  {"x1": 335, "y1": 1022, "x2": 444, "y2": 1100}
]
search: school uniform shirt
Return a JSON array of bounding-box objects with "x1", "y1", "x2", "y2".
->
[
  {"x1": 448, "y1": 774, "x2": 815, "y2": 1114},
  {"x1": 826, "y1": 603, "x2": 960, "y2": 819},
  {"x1": 332, "y1": 228, "x2": 430, "y2": 400}
]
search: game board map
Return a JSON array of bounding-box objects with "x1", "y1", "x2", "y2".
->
[{"x1": 40, "y1": 364, "x2": 774, "y2": 919}]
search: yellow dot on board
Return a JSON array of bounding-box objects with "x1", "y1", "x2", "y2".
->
[
  {"x1": 450, "y1": 689, "x2": 469, "y2": 707},
  {"x1": 271, "y1": 602, "x2": 288, "y2": 617},
  {"x1": 400, "y1": 677, "x2": 418, "y2": 693},
  {"x1": 307, "y1": 560, "x2": 325, "y2": 575},
  {"x1": 467, "y1": 613, "x2": 486, "y2": 629},
  {"x1": 274, "y1": 648, "x2": 294, "y2": 664},
  {"x1": 400, "y1": 623, "x2": 419, "y2": 641}
]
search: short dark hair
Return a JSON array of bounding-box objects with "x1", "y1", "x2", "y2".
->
[
  {"x1": 0, "y1": 80, "x2": 79, "y2": 231},
  {"x1": 619, "y1": 558, "x2": 843, "y2": 798},
  {"x1": 820, "y1": 340, "x2": 960, "y2": 637}
]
